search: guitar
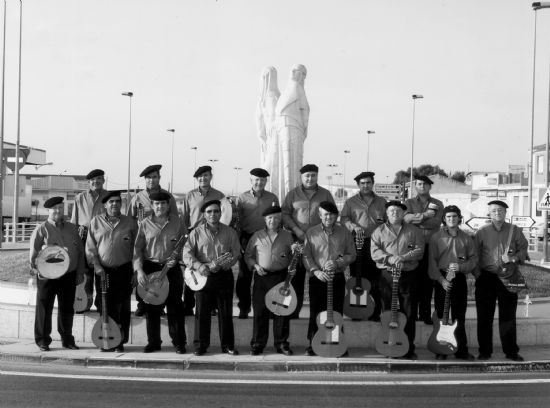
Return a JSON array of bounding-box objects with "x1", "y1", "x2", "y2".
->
[
  {"x1": 311, "y1": 269, "x2": 348, "y2": 358},
  {"x1": 375, "y1": 264, "x2": 409, "y2": 358},
  {"x1": 184, "y1": 252, "x2": 233, "y2": 291},
  {"x1": 264, "y1": 243, "x2": 303, "y2": 316},
  {"x1": 137, "y1": 235, "x2": 186, "y2": 305},
  {"x1": 74, "y1": 226, "x2": 92, "y2": 312},
  {"x1": 343, "y1": 231, "x2": 375, "y2": 320},
  {"x1": 91, "y1": 271, "x2": 122, "y2": 350},
  {"x1": 427, "y1": 269, "x2": 458, "y2": 355}
]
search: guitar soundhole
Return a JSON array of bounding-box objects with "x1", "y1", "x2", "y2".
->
[
  {"x1": 325, "y1": 322, "x2": 335, "y2": 330},
  {"x1": 352, "y1": 287, "x2": 364, "y2": 295},
  {"x1": 279, "y1": 288, "x2": 290, "y2": 297}
]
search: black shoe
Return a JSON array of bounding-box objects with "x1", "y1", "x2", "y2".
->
[
  {"x1": 63, "y1": 343, "x2": 79, "y2": 350},
  {"x1": 238, "y1": 310, "x2": 249, "y2": 319},
  {"x1": 134, "y1": 305, "x2": 146, "y2": 317},
  {"x1": 403, "y1": 351, "x2": 418, "y2": 360},
  {"x1": 115, "y1": 345, "x2": 125, "y2": 352},
  {"x1": 211, "y1": 309, "x2": 218, "y2": 317},
  {"x1": 305, "y1": 346, "x2": 315, "y2": 357},
  {"x1": 435, "y1": 354, "x2": 447, "y2": 360},
  {"x1": 160, "y1": 308, "x2": 166, "y2": 317},
  {"x1": 341, "y1": 351, "x2": 349, "y2": 358},
  {"x1": 455, "y1": 352, "x2": 475, "y2": 361},
  {"x1": 143, "y1": 344, "x2": 161, "y2": 353},
  {"x1": 222, "y1": 347, "x2": 239, "y2": 356},
  {"x1": 250, "y1": 348, "x2": 263, "y2": 356},
  {"x1": 505, "y1": 353, "x2": 524, "y2": 362},
  {"x1": 276, "y1": 345, "x2": 293, "y2": 356},
  {"x1": 423, "y1": 317, "x2": 433, "y2": 325},
  {"x1": 175, "y1": 345, "x2": 186, "y2": 354},
  {"x1": 38, "y1": 345, "x2": 50, "y2": 352},
  {"x1": 478, "y1": 353, "x2": 491, "y2": 361},
  {"x1": 194, "y1": 348, "x2": 206, "y2": 356}
]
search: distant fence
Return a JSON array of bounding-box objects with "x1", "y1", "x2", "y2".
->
[{"x1": 2, "y1": 222, "x2": 39, "y2": 243}]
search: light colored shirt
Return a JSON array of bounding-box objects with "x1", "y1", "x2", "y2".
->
[
  {"x1": 86, "y1": 214, "x2": 137, "y2": 268},
  {"x1": 244, "y1": 228, "x2": 294, "y2": 272},
  {"x1": 181, "y1": 187, "x2": 225, "y2": 231},
  {"x1": 404, "y1": 195, "x2": 444, "y2": 240},
  {"x1": 236, "y1": 189, "x2": 279, "y2": 235},
  {"x1": 428, "y1": 227, "x2": 477, "y2": 281},
  {"x1": 282, "y1": 185, "x2": 335, "y2": 234},
  {"x1": 340, "y1": 193, "x2": 387, "y2": 238},
  {"x1": 126, "y1": 187, "x2": 178, "y2": 221},
  {"x1": 71, "y1": 189, "x2": 109, "y2": 227},
  {"x1": 370, "y1": 222, "x2": 425, "y2": 271}
]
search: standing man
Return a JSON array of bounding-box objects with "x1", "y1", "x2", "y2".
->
[
  {"x1": 474, "y1": 200, "x2": 527, "y2": 362},
  {"x1": 428, "y1": 205, "x2": 477, "y2": 361},
  {"x1": 282, "y1": 164, "x2": 335, "y2": 319},
  {"x1": 371, "y1": 200, "x2": 425, "y2": 359},
  {"x1": 30, "y1": 197, "x2": 86, "y2": 351},
  {"x1": 340, "y1": 171, "x2": 387, "y2": 321},
  {"x1": 127, "y1": 164, "x2": 178, "y2": 317},
  {"x1": 302, "y1": 201, "x2": 356, "y2": 356},
  {"x1": 404, "y1": 175, "x2": 444, "y2": 325},
  {"x1": 133, "y1": 192, "x2": 187, "y2": 354},
  {"x1": 86, "y1": 191, "x2": 138, "y2": 352},
  {"x1": 235, "y1": 168, "x2": 279, "y2": 319},
  {"x1": 71, "y1": 169, "x2": 109, "y2": 312},
  {"x1": 182, "y1": 200, "x2": 241, "y2": 356},
  {"x1": 245, "y1": 206, "x2": 295, "y2": 356}
]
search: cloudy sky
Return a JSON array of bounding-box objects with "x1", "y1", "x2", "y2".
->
[{"x1": 3, "y1": 0, "x2": 550, "y2": 194}]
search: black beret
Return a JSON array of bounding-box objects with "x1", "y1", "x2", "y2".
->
[
  {"x1": 487, "y1": 200, "x2": 508, "y2": 209},
  {"x1": 385, "y1": 200, "x2": 407, "y2": 211},
  {"x1": 415, "y1": 175, "x2": 433, "y2": 185},
  {"x1": 300, "y1": 164, "x2": 319, "y2": 174},
  {"x1": 140, "y1": 164, "x2": 162, "y2": 177},
  {"x1": 149, "y1": 191, "x2": 171, "y2": 202},
  {"x1": 442, "y1": 205, "x2": 461, "y2": 217},
  {"x1": 193, "y1": 165, "x2": 212, "y2": 178},
  {"x1": 250, "y1": 168, "x2": 269, "y2": 178},
  {"x1": 262, "y1": 205, "x2": 282, "y2": 217},
  {"x1": 86, "y1": 169, "x2": 105, "y2": 180},
  {"x1": 354, "y1": 171, "x2": 375, "y2": 183},
  {"x1": 101, "y1": 191, "x2": 121, "y2": 204},
  {"x1": 319, "y1": 201, "x2": 339, "y2": 215},
  {"x1": 44, "y1": 196, "x2": 64, "y2": 209},
  {"x1": 200, "y1": 199, "x2": 221, "y2": 213}
]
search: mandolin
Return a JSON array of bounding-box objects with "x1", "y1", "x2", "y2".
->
[
  {"x1": 74, "y1": 273, "x2": 92, "y2": 312},
  {"x1": 264, "y1": 243, "x2": 303, "y2": 316},
  {"x1": 343, "y1": 231, "x2": 375, "y2": 320},
  {"x1": 427, "y1": 269, "x2": 458, "y2": 355},
  {"x1": 375, "y1": 264, "x2": 409, "y2": 358},
  {"x1": 91, "y1": 270, "x2": 122, "y2": 350},
  {"x1": 184, "y1": 252, "x2": 233, "y2": 292}
]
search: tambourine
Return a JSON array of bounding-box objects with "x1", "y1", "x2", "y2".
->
[{"x1": 36, "y1": 245, "x2": 70, "y2": 279}]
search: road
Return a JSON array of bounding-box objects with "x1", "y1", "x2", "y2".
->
[{"x1": 1, "y1": 362, "x2": 550, "y2": 408}]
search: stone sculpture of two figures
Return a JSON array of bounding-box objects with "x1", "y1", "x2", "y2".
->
[{"x1": 256, "y1": 65, "x2": 310, "y2": 200}]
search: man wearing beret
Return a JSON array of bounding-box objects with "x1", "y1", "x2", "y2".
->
[
  {"x1": 133, "y1": 191, "x2": 187, "y2": 354},
  {"x1": 428, "y1": 205, "x2": 477, "y2": 361},
  {"x1": 30, "y1": 197, "x2": 86, "y2": 351},
  {"x1": 86, "y1": 191, "x2": 138, "y2": 351},
  {"x1": 235, "y1": 168, "x2": 279, "y2": 319},
  {"x1": 127, "y1": 164, "x2": 178, "y2": 317},
  {"x1": 282, "y1": 164, "x2": 336, "y2": 319},
  {"x1": 473, "y1": 200, "x2": 527, "y2": 362},
  {"x1": 182, "y1": 200, "x2": 241, "y2": 356},
  {"x1": 371, "y1": 200, "x2": 425, "y2": 359},
  {"x1": 71, "y1": 169, "x2": 110, "y2": 312},
  {"x1": 340, "y1": 171, "x2": 387, "y2": 321},
  {"x1": 244, "y1": 205, "x2": 295, "y2": 356},
  {"x1": 303, "y1": 201, "x2": 356, "y2": 356},
  {"x1": 404, "y1": 175, "x2": 444, "y2": 325}
]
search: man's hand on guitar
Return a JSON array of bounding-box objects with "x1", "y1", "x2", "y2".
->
[
  {"x1": 324, "y1": 260, "x2": 337, "y2": 272},
  {"x1": 254, "y1": 264, "x2": 267, "y2": 276},
  {"x1": 198, "y1": 264, "x2": 211, "y2": 277},
  {"x1": 94, "y1": 265, "x2": 105, "y2": 276},
  {"x1": 314, "y1": 269, "x2": 330, "y2": 282},
  {"x1": 440, "y1": 278, "x2": 453, "y2": 292},
  {"x1": 136, "y1": 269, "x2": 147, "y2": 287},
  {"x1": 166, "y1": 259, "x2": 177, "y2": 269}
]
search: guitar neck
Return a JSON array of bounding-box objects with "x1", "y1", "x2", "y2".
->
[
  {"x1": 101, "y1": 271, "x2": 109, "y2": 324},
  {"x1": 390, "y1": 267, "x2": 400, "y2": 324},
  {"x1": 442, "y1": 283, "x2": 452, "y2": 325},
  {"x1": 158, "y1": 234, "x2": 186, "y2": 281},
  {"x1": 326, "y1": 274, "x2": 334, "y2": 324}
]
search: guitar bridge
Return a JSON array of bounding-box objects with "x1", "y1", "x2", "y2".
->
[{"x1": 271, "y1": 301, "x2": 289, "y2": 309}]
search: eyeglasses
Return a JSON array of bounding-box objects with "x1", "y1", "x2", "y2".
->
[{"x1": 205, "y1": 210, "x2": 220, "y2": 214}]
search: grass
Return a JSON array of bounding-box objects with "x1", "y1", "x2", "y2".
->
[{"x1": 0, "y1": 250, "x2": 30, "y2": 284}]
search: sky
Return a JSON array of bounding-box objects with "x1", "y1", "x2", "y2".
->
[{"x1": 2, "y1": 0, "x2": 550, "y2": 195}]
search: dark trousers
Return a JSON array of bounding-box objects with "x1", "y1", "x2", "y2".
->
[
  {"x1": 475, "y1": 271, "x2": 519, "y2": 356},
  {"x1": 101, "y1": 263, "x2": 133, "y2": 345},
  {"x1": 349, "y1": 238, "x2": 381, "y2": 319},
  {"x1": 251, "y1": 270, "x2": 290, "y2": 349},
  {"x1": 307, "y1": 273, "x2": 345, "y2": 342},
  {"x1": 413, "y1": 245, "x2": 434, "y2": 320},
  {"x1": 143, "y1": 261, "x2": 186, "y2": 348},
  {"x1": 236, "y1": 232, "x2": 253, "y2": 314},
  {"x1": 34, "y1": 270, "x2": 76, "y2": 347},
  {"x1": 434, "y1": 271, "x2": 469, "y2": 355},
  {"x1": 379, "y1": 267, "x2": 417, "y2": 353},
  {"x1": 194, "y1": 270, "x2": 235, "y2": 351}
]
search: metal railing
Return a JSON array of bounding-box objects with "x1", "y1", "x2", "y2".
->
[{"x1": 2, "y1": 222, "x2": 38, "y2": 243}]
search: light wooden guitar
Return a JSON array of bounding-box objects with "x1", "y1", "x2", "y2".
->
[
  {"x1": 311, "y1": 269, "x2": 348, "y2": 358},
  {"x1": 375, "y1": 264, "x2": 409, "y2": 358},
  {"x1": 91, "y1": 271, "x2": 122, "y2": 350},
  {"x1": 265, "y1": 243, "x2": 303, "y2": 316},
  {"x1": 183, "y1": 252, "x2": 233, "y2": 291},
  {"x1": 427, "y1": 270, "x2": 458, "y2": 355},
  {"x1": 343, "y1": 231, "x2": 375, "y2": 320}
]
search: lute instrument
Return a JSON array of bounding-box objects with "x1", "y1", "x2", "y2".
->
[
  {"x1": 427, "y1": 269, "x2": 458, "y2": 355},
  {"x1": 183, "y1": 252, "x2": 233, "y2": 291},
  {"x1": 91, "y1": 270, "x2": 122, "y2": 350}
]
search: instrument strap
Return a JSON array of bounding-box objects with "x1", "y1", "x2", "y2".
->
[{"x1": 504, "y1": 223, "x2": 515, "y2": 254}]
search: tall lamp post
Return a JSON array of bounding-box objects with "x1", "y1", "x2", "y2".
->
[
  {"x1": 410, "y1": 95, "x2": 423, "y2": 198},
  {"x1": 343, "y1": 150, "x2": 350, "y2": 189},
  {"x1": 543, "y1": 62, "x2": 550, "y2": 262},
  {"x1": 167, "y1": 129, "x2": 175, "y2": 193},
  {"x1": 529, "y1": 2, "x2": 550, "y2": 217},
  {"x1": 233, "y1": 167, "x2": 242, "y2": 195},
  {"x1": 0, "y1": 0, "x2": 7, "y2": 247},
  {"x1": 121, "y1": 91, "x2": 133, "y2": 198},
  {"x1": 11, "y1": 0, "x2": 22, "y2": 242},
  {"x1": 191, "y1": 146, "x2": 198, "y2": 188},
  {"x1": 367, "y1": 130, "x2": 375, "y2": 171}
]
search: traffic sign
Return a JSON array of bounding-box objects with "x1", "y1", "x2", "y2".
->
[
  {"x1": 465, "y1": 217, "x2": 491, "y2": 231},
  {"x1": 537, "y1": 187, "x2": 550, "y2": 210},
  {"x1": 374, "y1": 184, "x2": 402, "y2": 200},
  {"x1": 510, "y1": 215, "x2": 535, "y2": 229}
]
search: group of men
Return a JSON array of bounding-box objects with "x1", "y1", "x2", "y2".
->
[{"x1": 29, "y1": 164, "x2": 527, "y2": 361}]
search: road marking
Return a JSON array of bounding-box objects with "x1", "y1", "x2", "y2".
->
[{"x1": 1, "y1": 369, "x2": 550, "y2": 385}]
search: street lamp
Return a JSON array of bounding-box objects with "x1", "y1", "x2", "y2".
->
[
  {"x1": 410, "y1": 95, "x2": 423, "y2": 198},
  {"x1": 343, "y1": 150, "x2": 350, "y2": 189},
  {"x1": 367, "y1": 130, "x2": 375, "y2": 171},
  {"x1": 11, "y1": 0, "x2": 22, "y2": 242},
  {"x1": 167, "y1": 129, "x2": 175, "y2": 193},
  {"x1": 191, "y1": 146, "x2": 198, "y2": 188},
  {"x1": 121, "y1": 91, "x2": 133, "y2": 197},
  {"x1": 233, "y1": 167, "x2": 242, "y2": 195}
]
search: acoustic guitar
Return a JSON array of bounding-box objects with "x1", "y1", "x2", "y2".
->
[
  {"x1": 427, "y1": 270, "x2": 458, "y2": 355},
  {"x1": 375, "y1": 264, "x2": 409, "y2": 358},
  {"x1": 184, "y1": 252, "x2": 233, "y2": 292},
  {"x1": 265, "y1": 243, "x2": 303, "y2": 316},
  {"x1": 91, "y1": 271, "x2": 122, "y2": 350},
  {"x1": 343, "y1": 231, "x2": 375, "y2": 320},
  {"x1": 311, "y1": 269, "x2": 348, "y2": 358},
  {"x1": 74, "y1": 274, "x2": 92, "y2": 313}
]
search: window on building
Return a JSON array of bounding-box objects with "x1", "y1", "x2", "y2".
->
[{"x1": 537, "y1": 155, "x2": 545, "y2": 174}]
